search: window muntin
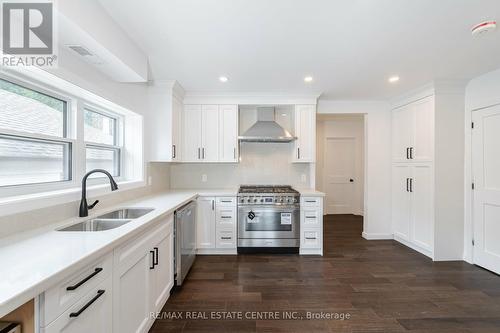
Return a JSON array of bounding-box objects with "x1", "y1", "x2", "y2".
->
[
  {"x1": 0, "y1": 135, "x2": 71, "y2": 187},
  {"x1": 0, "y1": 79, "x2": 67, "y2": 138}
]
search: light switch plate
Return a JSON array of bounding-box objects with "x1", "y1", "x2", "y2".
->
[{"x1": 201, "y1": 174, "x2": 208, "y2": 182}]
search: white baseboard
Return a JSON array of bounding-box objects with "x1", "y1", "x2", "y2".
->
[
  {"x1": 362, "y1": 232, "x2": 393, "y2": 240},
  {"x1": 299, "y1": 248, "x2": 323, "y2": 256},
  {"x1": 196, "y1": 248, "x2": 237, "y2": 255},
  {"x1": 393, "y1": 235, "x2": 434, "y2": 259}
]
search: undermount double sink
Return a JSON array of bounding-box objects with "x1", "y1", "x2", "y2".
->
[{"x1": 58, "y1": 208, "x2": 154, "y2": 232}]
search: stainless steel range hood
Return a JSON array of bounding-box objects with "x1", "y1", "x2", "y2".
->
[{"x1": 238, "y1": 107, "x2": 296, "y2": 143}]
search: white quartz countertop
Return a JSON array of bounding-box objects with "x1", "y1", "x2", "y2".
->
[
  {"x1": 296, "y1": 189, "x2": 326, "y2": 196},
  {"x1": 0, "y1": 190, "x2": 212, "y2": 317}
]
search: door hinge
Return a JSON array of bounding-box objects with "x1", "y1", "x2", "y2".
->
[
  {"x1": 472, "y1": 183, "x2": 475, "y2": 190},
  {"x1": 471, "y1": 122, "x2": 474, "y2": 129}
]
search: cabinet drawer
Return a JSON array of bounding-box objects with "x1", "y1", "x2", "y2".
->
[
  {"x1": 216, "y1": 230, "x2": 236, "y2": 248},
  {"x1": 302, "y1": 209, "x2": 321, "y2": 228},
  {"x1": 301, "y1": 197, "x2": 321, "y2": 207},
  {"x1": 216, "y1": 197, "x2": 236, "y2": 206},
  {"x1": 216, "y1": 207, "x2": 236, "y2": 229},
  {"x1": 301, "y1": 230, "x2": 322, "y2": 249},
  {"x1": 39, "y1": 253, "x2": 113, "y2": 327},
  {"x1": 41, "y1": 276, "x2": 113, "y2": 333}
]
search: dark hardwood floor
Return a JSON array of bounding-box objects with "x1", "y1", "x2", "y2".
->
[{"x1": 150, "y1": 215, "x2": 500, "y2": 332}]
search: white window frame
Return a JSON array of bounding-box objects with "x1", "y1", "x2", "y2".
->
[{"x1": 0, "y1": 68, "x2": 144, "y2": 209}]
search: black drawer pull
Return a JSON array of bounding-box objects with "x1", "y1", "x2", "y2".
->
[
  {"x1": 66, "y1": 268, "x2": 103, "y2": 291},
  {"x1": 221, "y1": 236, "x2": 232, "y2": 240},
  {"x1": 305, "y1": 237, "x2": 317, "y2": 240},
  {"x1": 221, "y1": 200, "x2": 233, "y2": 203},
  {"x1": 221, "y1": 216, "x2": 232, "y2": 219},
  {"x1": 305, "y1": 216, "x2": 316, "y2": 219},
  {"x1": 69, "y1": 290, "x2": 105, "y2": 318},
  {"x1": 150, "y1": 250, "x2": 155, "y2": 269}
]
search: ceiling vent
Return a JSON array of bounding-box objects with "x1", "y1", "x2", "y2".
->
[
  {"x1": 471, "y1": 21, "x2": 496, "y2": 37},
  {"x1": 66, "y1": 45, "x2": 105, "y2": 65}
]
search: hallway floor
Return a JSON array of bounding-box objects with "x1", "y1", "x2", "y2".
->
[{"x1": 150, "y1": 215, "x2": 500, "y2": 332}]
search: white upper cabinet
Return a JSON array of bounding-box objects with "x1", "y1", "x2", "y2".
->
[
  {"x1": 182, "y1": 105, "x2": 203, "y2": 162},
  {"x1": 182, "y1": 104, "x2": 237, "y2": 163},
  {"x1": 218, "y1": 105, "x2": 239, "y2": 162},
  {"x1": 292, "y1": 105, "x2": 316, "y2": 163},
  {"x1": 392, "y1": 96, "x2": 434, "y2": 163},
  {"x1": 201, "y1": 105, "x2": 220, "y2": 162},
  {"x1": 149, "y1": 84, "x2": 184, "y2": 162}
]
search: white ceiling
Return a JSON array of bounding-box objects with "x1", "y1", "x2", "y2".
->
[{"x1": 98, "y1": 0, "x2": 500, "y2": 100}]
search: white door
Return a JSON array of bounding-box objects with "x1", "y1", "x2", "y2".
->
[
  {"x1": 197, "y1": 197, "x2": 216, "y2": 249},
  {"x1": 411, "y1": 164, "x2": 433, "y2": 251},
  {"x1": 472, "y1": 105, "x2": 500, "y2": 274},
  {"x1": 413, "y1": 97, "x2": 434, "y2": 162},
  {"x1": 392, "y1": 164, "x2": 411, "y2": 241},
  {"x1": 150, "y1": 230, "x2": 174, "y2": 311},
  {"x1": 182, "y1": 105, "x2": 202, "y2": 162},
  {"x1": 324, "y1": 138, "x2": 355, "y2": 214},
  {"x1": 392, "y1": 104, "x2": 414, "y2": 162},
  {"x1": 218, "y1": 105, "x2": 238, "y2": 162},
  {"x1": 201, "y1": 105, "x2": 219, "y2": 162}
]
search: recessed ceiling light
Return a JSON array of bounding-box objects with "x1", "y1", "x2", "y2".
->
[
  {"x1": 388, "y1": 76, "x2": 400, "y2": 83},
  {"x1": 304, "y1": 76, "x2": 313, "y2": 83},
  {"x1": 219, "y1": 76, "x2": 228, "y2": 83}
]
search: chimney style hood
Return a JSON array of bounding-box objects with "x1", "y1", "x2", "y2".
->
[{"x1": 238, "y1": 107, "x2": 296, "y2": 143}]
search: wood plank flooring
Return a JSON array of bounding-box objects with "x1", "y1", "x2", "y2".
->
[{"x1": 150, "y1": 214, "x2": 500, "y2": 333}]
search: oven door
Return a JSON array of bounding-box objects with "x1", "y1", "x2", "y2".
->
[{"x1": 238, "y1": 205, "x2": 300, "y2": 239}]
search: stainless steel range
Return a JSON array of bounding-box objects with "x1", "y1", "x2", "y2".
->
[{"x1": 237, "y1": 185, "x2": 300, "y2": 253}]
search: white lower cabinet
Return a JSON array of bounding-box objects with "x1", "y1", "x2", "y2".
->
[
  {"x1": 197, "y1": 196, "x2": 237, "y2": 254},
  {"x1": 39, "y1": 215, "x2": 175, "y2": 333},
  {"x1": 392, "y1": 163, "x2": 434, "y2": 256},
  {"x1": 42, "y1": 277, "x2": 113, "y2": 333},
  {"x1": 299, "y1": 196, "x2": 324, "y2": 255}
]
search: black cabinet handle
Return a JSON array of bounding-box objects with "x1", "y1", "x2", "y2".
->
[
  {"x1": 66, "y1": 268, "x2": 103, "y2": 291},
  {"x1": 406, "y1": 147, "x2": 410, "y2": 159},
  {"x1": 406, "y1": 178, "x2": 409, "y2": 192},
  {"x1": 410, "y1": 178, "x2": 413, "y2": 192},
  {"x1": 198, "y1": 148, "x2": 201, "y2": 159},
  {"x1": 172, "y1": 145, "x2": 176, "y2": 159},
  {"x1": 150, "y1": 250, "x2": 155, "y2": 269},
  {"x1": 410, "y1": 147, "x2": 414, "y2": 159},
  {"x1": 154, "y1": 247, "x2": 159, "y2": 266},
  {"x1": 305, "y1": 237, "x2": 317, "y2": 240},
  {"x1": 69, "y1": 290, "x2": 105, "y2": 318},
  {"x1": 212, "y1": 200, "x2": 215, "y2": 210},
  {"x1": 221, "y1": 236, "x2": 232, "y2": 240},
  {"x1": 202, "y1": 148, "x2": 205, "y2": 159},
  {"x1": 297, "y1": 148, "x2": 300, "y2": 159},
  {"x1": 349, "y1": 179, "x2": 354, "y2": 183}
]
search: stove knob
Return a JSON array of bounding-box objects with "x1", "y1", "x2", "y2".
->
[
  {"x1": 260, "y1": 198, "x2": 264, "y2": 203},
  {"x1": 287, "y1": 198, "x2": 292, "y2": 203},
  {"x1": 254, "y1": 198, "x2": 258, "y2": 203},
  {"x1": 279, "y1": 197, "x2": 283, "y2": 203}
]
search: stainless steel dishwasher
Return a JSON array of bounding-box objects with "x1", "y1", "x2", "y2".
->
[{"x1": 174, "y1": 201, "x2": 196, "y2": 286}]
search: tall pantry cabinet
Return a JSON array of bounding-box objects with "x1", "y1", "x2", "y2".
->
[{"x1": 391, "y1": 83, "x2": 465, "y2": 261}]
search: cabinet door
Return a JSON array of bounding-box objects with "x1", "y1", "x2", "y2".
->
[
  {"x1": 411, "y1": 164, "x2": 433, "y2": 251},
  {"x1": 150, "y1": 226, "x2": 174, "y2": 311},
  {"x1": 171, "y1": 95, "x2": 183, "y2": 161},
  {"x1": 293, "y1": 105, "x2": 316, "y2": 162},
  {"x1": 392, "y1": 165, "x2": 411, "y2": 241},
  {"x1": 182, "y1": 105, "x2": 202, "y2": 162},
  {"x1": 113, "y1": 249, "x2": 154, "y2": 333},
  {"x1": 392, "y1": 104, "x2": 414, "y2": 162},
  {"x1": 43, "y1": 277, "x2": 113, "y2": 333},
  {"x1": 219, "y1": 105, "x2": 238, "y2": 162},
  {"x1": 197, "y1": 197, "x2": 216, "y2": 249},
  {"x1": 201, "y1": 105, "x2": 219, "y2": 162},
  {"x1": 413, "y1": 97, "x2": 434, "y2": 162}
]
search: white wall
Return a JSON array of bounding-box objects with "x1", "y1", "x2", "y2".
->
[
  {"x1": 316, "y1": 115, "x2": 364, "y2": 215},
  {"x1": 463, "y1": 68, "x2": 500, "y2": 262},
  {"x1": 316, "y1": 100, "x2": 392, "y2": 238}
]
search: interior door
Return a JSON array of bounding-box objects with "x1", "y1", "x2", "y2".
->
[
  {"x1": 392, "y1": 164, "x2": 411, "y2": 241},
  {"x1": 182, "y1": 105, "x2": 202, "y2": 162},
  {"x1": 392, "y1": 104, "x2": 414, "y2": 162},
  {"x1": 324, "y1": 138, "x2": 355, "y2": 214},
  {"x1": 201, "y1": 105, "x2": 219, "y2": 162},
  {"x1": 472, "y1": 105, "x2": 500, "y2": 274}
]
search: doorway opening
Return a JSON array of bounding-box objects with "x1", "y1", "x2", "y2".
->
[{"x1": 316, "y1": 114, "x2": 365, "y2": 220}]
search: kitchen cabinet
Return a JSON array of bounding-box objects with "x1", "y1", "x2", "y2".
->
[
  {"x1": 149, "y1": 82, "x2": 183, "y2": 162},
  {"x1": 182, "y1": 105, "x2": 203, "y2": 162},
  {"x1": 113, "y1": 217, "x2": 174, "y2": 333},
  {"x1": 392, "y1": 96, "x2": 434, "y2": 163},
  {"x1": 197, "y1": 196, "x2": 237, "y2": 253},
  {"x1": 218, "y1": 105, "x2": 239, "y2": 162},
  {"x1": 299, "y1": 196, "x2": 323, "y2": 255},
  {"x1": 392, "y1": 164, "x2": 433, "y2": 255},
  {"x1": 196, "y1": 196, "x2": 216, "y2": 249},
  {"x1": 201, "y1": 105, "x2": 220, "y2": 162},
  {"x1": 293, "y1": 105, "x2": 316, "y2": 163}
]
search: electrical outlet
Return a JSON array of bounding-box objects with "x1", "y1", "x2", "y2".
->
[
  {"x1": 201, "y1": 174, "x2": 208, "y2": 182},
  {"x1": 301, "y1": 174, "x2": 307, "y2": 183}
]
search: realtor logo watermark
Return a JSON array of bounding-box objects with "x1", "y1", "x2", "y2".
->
[{"x1": 1, "y1": 0, "x2": 57, "y2": 67}]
